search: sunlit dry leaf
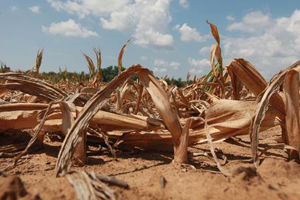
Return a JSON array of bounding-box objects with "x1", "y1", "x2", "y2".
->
[
  {"x1": 226, "y1": 66, "x2": 243, "y2": 100},
  {"x1": 138, "y1": 68, "x2": 187, "y2": 163},
  {"x1": 67, "y1": 171, "x2": 117, "y2": 200},
  {"x1": 186, "y1": 72, "x2": 191, "y2": 87},
  {"x1": 118, "y1": 38, "x2": 132, "y2": 74},
  {"x1": 173, "y1": 118, "x2": 192, "y2": 163},
  {"x1": 83, "y1": 53, "x2": 96, "y2": 75},
  {"x1": 192, "y1": 99, "x2": 282, "y2": 144},
  {"x1": 32, "y1": 48, "x2": 43, "y2": 77},
  {"x1": 204, "y1": 116, "x2": 231, "y2": 176},
  {"x1": 0, "y1": 73, "x2": 67, "y2": 101},
  {"x1": 57, "y1": 101, "x2": 86, "y2": 165},
  {"x1": 93, "y1": 47, "x2": 103, "y2": 83},
  {"x1": 0, "y1": 103, "x2": 47, "y2": 130},
  {"x1": 193, "y1": 75, "x2": 197, "y2": 84},
  {"x1": 226, "y1": 58, "x2": 284, "y2": 110},
  {"x1": 206, "y1": 20, "x2": 220, "y2": 45},
  {"x1": 209, "y1": 44, "x2": 225, "y2": 97},
  {"x1": 283, "y1": 67, "x2": 300, "y2": 159},
  {"x1": 250, "y1": 61, "x2": 300, "y2": 167},
  {"x1": 93, "y1": 47, "x2": 102, "y2": 72},
  {"x1": 225, "y1": 59, "x2": 267, "y2": 96},
  {"x1": 134, "y1": 84, "x2": 144, "y2": 114}
]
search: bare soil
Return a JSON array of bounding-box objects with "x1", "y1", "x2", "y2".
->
[{"x1": 1, "y1": 128, "x2": 300, "y2": 200}]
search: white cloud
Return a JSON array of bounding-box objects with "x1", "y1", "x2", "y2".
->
[
  {"x1": 189, "y1": 68, "x2": 203, "y2": 74},
  {"x1": 134, "y1": 30, "x2": 174, "y2": 49},
  {"x1": 187, "y1": 58, "x2": 210, "y2": 75},
  {"x1": 47, "y1": 0, "x2": 129, "y2": 18},
  {"x1": 140, "y1": 56, "x2": 148, "y2": 60},
  {"x1": 10, "y1": 6, "x2": 19, "y2": 12},
  {"x1": 154, "y1": 59, "x2": 180, "y2": 70},
  {"x1": 226, "y1": 14, "x2": 235, "y2": 21},
  {"x1": 29, "y1": 5, "x2": 40, "y2": 13},
  {"x1": 154, "y1": 68, "x2": 167, "y2": 73},
  {"x1": 47, "y1": 0, "x2": 174, "y2": 49},
  {"x1": 227, "y1": 11, "x2": 271, "y2": 33},
  {"x1": 199, "y1": 46, "x2": 211, "y2": 55},
  {"x1": 175, "y1": 23, "x2": 207, "y2": 42},
  {"x1": 179, "y1": 0, "x2": 189, "y2": 9},
  {"x1": 42, "y1": 19, "x2": 98, "y2": 38},
  {"x1": 188, "y1": 58, "x2": 210, "y2": 68},
  {"x1": 100, "y1": 7, "x2": 135, "y2": 32},
  {"x1": 225, "y1": 10, "x2": 300, "y2": 78}
]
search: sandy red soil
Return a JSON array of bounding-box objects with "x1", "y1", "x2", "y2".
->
[{"x1": 1, "y1": 128, "x2": 300, "y2": 200}]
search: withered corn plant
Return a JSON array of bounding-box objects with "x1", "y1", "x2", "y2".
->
[
  {"x1": 31, "y1": 48, "x2": 43, "y2": 77},
  {"x1": 118, "y1": 38, "x2": 132, "y2": 75},
  {"x1": 83, "y1": 47, "x2": 104, "y2": 87},
  {"x1": 0, "y1": 21, "x2": 299, "y2": 180}
]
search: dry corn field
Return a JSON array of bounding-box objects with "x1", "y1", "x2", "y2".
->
[{"x1": 1, "y1": 22, "x2": 300, "y2": 200}]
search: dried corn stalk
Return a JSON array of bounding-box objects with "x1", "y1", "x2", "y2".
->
[
  {"x1": 283, "y1": 69, "x2": 300, "y2": 159},
  {"x1": 118, "y1": 38, "x2": 131, "y2": 75},
  {"x1": 67, "y1": 171, "x2": 118, "y2": 200},
  {"x1": 83, "y1": 53, "x2": 96, "y2": 76},
  {"x1": 93, "y1": 47, "x2": 103, "y2": 83},
  {"x1": 31, "y1": 48, "x2": 43, "y2": 77},
  {"x1": 0, "y1": 73, "x2": 67, "y2": 101},
  {"x1": 250, "y1": 61, "x2": 300, "y2": 167}
]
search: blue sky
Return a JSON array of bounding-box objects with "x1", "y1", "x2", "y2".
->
[{"x1": 1, "y1": 0, "x2": 300, "y2": 79}]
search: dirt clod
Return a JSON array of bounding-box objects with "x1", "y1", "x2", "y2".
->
[{"x1": 0, "y1": 175, "x2": 40, "y2": 200}]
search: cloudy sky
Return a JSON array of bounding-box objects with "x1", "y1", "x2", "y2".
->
[{"x1": 1, "y1": 0, "x2": 300, "y2": 79}]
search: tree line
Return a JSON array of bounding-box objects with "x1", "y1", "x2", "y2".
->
[{"x1": 1, "y1": 62, "x2": 185, "y2": 87}]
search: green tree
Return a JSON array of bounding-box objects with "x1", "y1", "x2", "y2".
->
[
  {"x1": 0, "y1": 62, "x2": 11, "y2": 73},
  {"x1": 102, "y1": 66, "x2": 125, "y2": 82}
]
